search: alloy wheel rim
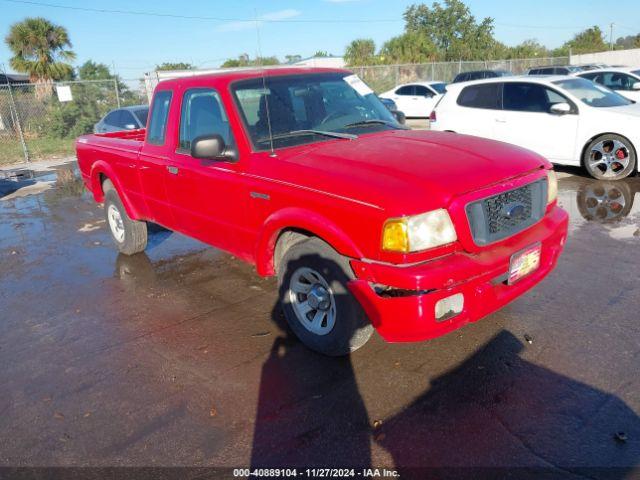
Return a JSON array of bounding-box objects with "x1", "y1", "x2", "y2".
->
[
  {"x1": 107, "y1": 204, "x2": 125, "y2": 243},
  {"x1": 588, "y1": 139, "x2": 630, "y2": 178},
  {"x1": 288, "y1": 267, "x2": 336, "y2": 336}
]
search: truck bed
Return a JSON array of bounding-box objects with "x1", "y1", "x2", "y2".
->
[{"x1": 76, "y1": 128, "x2": 146, "y2": 195}]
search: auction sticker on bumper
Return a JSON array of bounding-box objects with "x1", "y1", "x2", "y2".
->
[{"x1": 508, "y1": 243, "x2": 541, "y2": 285}]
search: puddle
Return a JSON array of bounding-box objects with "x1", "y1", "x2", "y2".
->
[{"x1": 557, "y1": 174, "x2": 640, "y2": 241}]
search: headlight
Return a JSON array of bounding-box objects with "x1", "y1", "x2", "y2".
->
[
  {"x1": 382, "y1": 209, "x2": 457, "y2": 253},
  {"x1": 547, "y1": 169, "x2": 558, "y2": 204}
]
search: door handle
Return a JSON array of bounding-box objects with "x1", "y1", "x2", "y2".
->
[{"x1": 166, "y1": 166, "x2": 179, "y2": 175}]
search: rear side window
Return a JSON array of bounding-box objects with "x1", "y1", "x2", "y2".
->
[
  {"x1": 178, "y1": 88, "x2": 232, "y2": 151},
  {"x1": 147, "y1": 90, "x2": 172, "y2": 145},
  {"x1": 457, "y1": 83, "x2": 501, "y2": 109}
]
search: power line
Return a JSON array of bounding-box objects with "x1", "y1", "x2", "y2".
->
[{"x1": 2, "y1": 0, "x2": 403, "y2": 23}]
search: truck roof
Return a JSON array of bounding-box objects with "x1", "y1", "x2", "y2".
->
[{"x1": 155, "y1": 67, "x2": 351, "y2": 89}]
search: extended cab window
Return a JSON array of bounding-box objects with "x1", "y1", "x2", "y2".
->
[
  {"x1": 457, "y1": 83, "x2": 501, "y2": 109},
  {"x1": 147, "y1": 90, "x2": 172, "y2": 145},
  {"x1": 178, "y1": 88, "x2": 232, "y2": 151}
]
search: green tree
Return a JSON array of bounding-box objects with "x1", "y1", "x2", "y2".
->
[
  {"x1": 285, "y1": 54, "x2": 302, "y2": 64},
  {"x1": 615, "y1": 34, "x2": 640, "y2": 49},
  {"x1": 221, "y1": 54, "x2": 280, "y2": 68},
  {"x1": 5, "y1": 17, "x2": 75, "y2": 83},
  {"x1": 78, "y1": 60, "x2": 112, "y2": 80},
  {"x1": 555, "y1": 26, "x2": 607, "y2": 56},
  {"x1": 506, "y1": 39, "x2": 550, "y2": 59},
  {"x1": 380, "y1": 31, "x2": 437, "y2": 64},
  {"x1": 344, "y1": 38, "x2": 377, "y2": 66},
  {"x1": 403, "y1": 0, "x2": 498, "y2": 61},
  {"x1": 155, "y1": 62, "x2": 194, "y2": 71}
]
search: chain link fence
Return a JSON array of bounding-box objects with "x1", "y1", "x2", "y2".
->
[
  {"x1": 0, "y1": 79, "x2": 147, "y2": 165},
  {"x1": 351, "y1": 56, "x2": 571, "y2": 93}
]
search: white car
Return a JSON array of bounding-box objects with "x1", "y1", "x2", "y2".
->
[
  {"x1": 430, "y1": 75, "x2": 640, "y2": 180},
  {"x1": 379, "y1": 81, "x2": 446, "y2": 118},
  {"x1": 576, "y1": 68, "x2": 640, "y2": 102}
]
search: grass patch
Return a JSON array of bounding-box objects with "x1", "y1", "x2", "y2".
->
[{"x1": 0, "y1": 137, "x2": 75, "y2": 166}]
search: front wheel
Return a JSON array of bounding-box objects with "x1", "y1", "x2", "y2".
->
[
  {"x1": 277, "y1": 237, "x2": 373, "y2": 356},
  {"x1": 583, "y1": 134, "x2": 636, "y2": 180}
]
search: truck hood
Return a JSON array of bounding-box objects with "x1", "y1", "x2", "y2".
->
[{"x1": 278, "y1": 129, "x2": 548, "y2": 214}]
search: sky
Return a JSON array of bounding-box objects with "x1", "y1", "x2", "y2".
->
[{"x1": 1, "y1": 0, "x2": 639, "y2": 84}]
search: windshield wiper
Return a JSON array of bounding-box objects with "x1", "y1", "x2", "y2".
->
[
  {"x1": 260, "y1": 130, "x2": 357, "y2": 143},
  {"x1": 344, "y1": 119, "x2": 407, "y2": 129}
]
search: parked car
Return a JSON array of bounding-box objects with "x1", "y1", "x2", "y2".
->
[
  {"x1": 451, "y1": 70, "x2": 511, "y2": 83},
  {"x1": 94, "y1": 105, "x2": 149, "y2": 133},
  {"x1": 576, "y1": 68, "x2": 640, "y2": 102},
  {"x1": 576, "y1": 63, "x2": 610, "y2": 71},
  {"x1": 378, "y1": 97, "x2": 406, "y2": 124},
  {"x1": 430, "y1": 75, "x2": 640, "y2": 180},
  {"x1": 379, "y1": 81, "x2": 446, "y2": 118},
  {"x1": 528, "y1": 65, "x2": 583, "y2": 75},
  {"x1": 76, "y1": 67, "x2": 568, "y2": 355}
]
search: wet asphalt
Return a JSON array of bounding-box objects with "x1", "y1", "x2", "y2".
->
[{"x1": 0, "y1": 162, "x2": 639, "y2": 479}]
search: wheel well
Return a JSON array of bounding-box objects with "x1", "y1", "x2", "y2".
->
[
  {"x1": 273, "y1": 229, "x2": 313, "y2": 272},
  {"x1": 580, "y1": 133, "x2": 637, "y2": 167}
]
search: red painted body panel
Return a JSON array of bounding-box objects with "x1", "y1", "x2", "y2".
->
[{"x1": 76, "y1": 67, "x2": 568, "y2": 343}]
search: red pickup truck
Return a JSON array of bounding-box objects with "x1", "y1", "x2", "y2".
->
[{"x1": 77, "y1": 67, "x2": 568, "y2": 355}]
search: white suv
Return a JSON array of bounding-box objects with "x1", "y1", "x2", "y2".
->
[{"x1": 430, "y1": 76, "x2": 640, "y2": 180}]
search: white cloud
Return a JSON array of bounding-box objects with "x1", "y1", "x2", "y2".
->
[{"x1": 217, "y1": 9, "x2": 301, "y2": 32}]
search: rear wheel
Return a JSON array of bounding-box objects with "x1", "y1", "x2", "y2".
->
[
  {"x1": 277, "y1": 237, "x2": 373, "y2": 356},
  {"x1": 583, "y1": 134, "x2": 636, "y2": 180},
  {"x1": 103, "y1": 180, "x2": 147, "y2": 255}
]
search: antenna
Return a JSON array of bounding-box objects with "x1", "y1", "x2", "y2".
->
[{"x1": 254, "y1": 9, "x2": 276, "y2": 157}]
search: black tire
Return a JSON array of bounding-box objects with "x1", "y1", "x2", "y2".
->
[
  {"x1": 277, "y1": 237, "x2": 373, "y2": 356},
  {"x1": 583, "y1": 134, "x2": 636, "y2": 180},
  {"x1": 103, "y1": 180, "x2": 147, "y2": 255}
]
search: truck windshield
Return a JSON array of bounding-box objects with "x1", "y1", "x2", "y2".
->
[
  {"x1": 553, "y1": 78, "x2": 632, "y2": 108},
  {"x1": 232, "y1": 72, "x2": 400, "y2": 150}
]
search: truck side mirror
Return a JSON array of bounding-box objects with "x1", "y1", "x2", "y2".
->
[
  {"x1": 191, "y1": 135, "x2": 237, "y2": 161},
  {"x1": 632, "y1": 82, "x2": 640, "y2": 91}
]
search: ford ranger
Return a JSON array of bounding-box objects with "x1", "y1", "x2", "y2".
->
[{"x1": 76, "y1": 67, "x2": 569, "y2": 356}]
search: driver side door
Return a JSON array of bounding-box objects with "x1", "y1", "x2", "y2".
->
[
  {"x1": 389, "y1": 85, "x2": 420, "y2": 117},
  {"x1": 413, "y1": 85, "x2": 438, "y2": 118},
  {"x1": 165, "y1": 87, "x2": 254, "y2": 258},
  {"x1": 496, "y1": 82, "x2": 579, "y2": 163}
]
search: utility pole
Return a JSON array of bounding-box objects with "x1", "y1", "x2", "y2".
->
[
  {"x1": 112, "y1": 60, "x2": 121, "y2": 108},
  {"x1": 609, "y1": 23, "x2": 615, "y2": 50}
]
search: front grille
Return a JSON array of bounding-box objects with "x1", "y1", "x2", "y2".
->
[{"x1": 466, "y1": 179, "x2": 547, "y2": 245}]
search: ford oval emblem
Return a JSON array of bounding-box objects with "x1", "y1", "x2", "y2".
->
[{"x1": 504, "y1": 203, "x2": 526, "y2": 220}]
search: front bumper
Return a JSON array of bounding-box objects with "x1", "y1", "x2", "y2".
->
[{"x1": 348, "y1": 205, "x2": 568, "y2": 342}]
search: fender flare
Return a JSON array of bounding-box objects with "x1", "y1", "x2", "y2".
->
[
  {"x1": 255, "y1": 207, "x2": 364, "y2": 277},
  {"x1": 89, "y1": 161, "x2": 141, "y2": 219}
]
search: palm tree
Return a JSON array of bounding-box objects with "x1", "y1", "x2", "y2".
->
[{"x1": 5, "y1": 17, "x2": 75, "y2": 94}]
